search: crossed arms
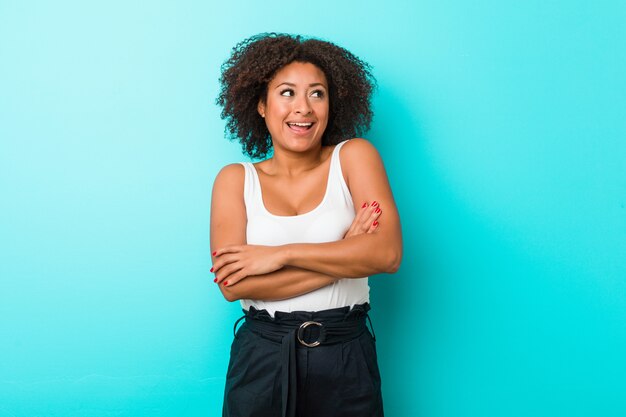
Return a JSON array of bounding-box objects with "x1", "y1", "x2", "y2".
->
[{"x1": 209, "y1": 139, "x2": 403, "y2": 302}]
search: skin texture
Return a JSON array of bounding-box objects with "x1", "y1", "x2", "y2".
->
[{"x1": 210, "y1": 61, "x2": 402, "y2": 301}]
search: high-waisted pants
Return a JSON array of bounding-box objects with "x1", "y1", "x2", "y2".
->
[{"x1": 222, "y1": 303, "x2": 384, "y2": 417}]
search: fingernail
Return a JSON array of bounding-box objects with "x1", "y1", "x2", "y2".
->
[
  {"x1": 213, "y1": 278, "x2": 217, "y2": 283},
  {"x1": 375, "y1": 207, "x2": 381, "y2": 213},
  {"x1": 362, "y1": 202, "x2": 368, "y2": 208},
  {"x1": 372, "y1": 201, "x2": 378, "y2": 207},
  {"x1": 224, "y1": 281, "x2": 229, "y2": 286},
  {"x1": 212, "y1": 251, "x2": 217, "y2": 256},
  {"x1": 373, "y1": 220, "x2": 379, "y2": 226},
  {"x1": 210, "y1": 267, "x2": 214, "y2": 272}
]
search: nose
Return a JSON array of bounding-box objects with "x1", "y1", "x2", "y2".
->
[{"x1": 293, "y1": 94, "x2": 312, "y2": 115}]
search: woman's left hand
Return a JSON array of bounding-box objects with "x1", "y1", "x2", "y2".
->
[{"x1": 211, "y1": 245, "x2": 285, "y2": 286}]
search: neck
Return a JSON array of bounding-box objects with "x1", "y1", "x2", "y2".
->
[{"x1": 265, "y1": 142, "x2": 325, "y2": 177}]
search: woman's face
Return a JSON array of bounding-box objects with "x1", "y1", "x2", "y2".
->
[{"x1": 258, "y1": 61, "x2": 329, "y2": 153}]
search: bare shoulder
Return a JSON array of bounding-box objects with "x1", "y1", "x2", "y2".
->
[
  {"x1": 212, "y1": 163, "x2": 245, "y2": 192},
  {"x1": 210, "y1": 163, "x2": 247, "y2": 249},
  {"x1": 340, "y1": 138, "x2": 383, "y2": 167},
  {"x1": 341, "y1": 137, "x2": 379, "y2": 155},
  {"x1": 339, "y1": 138, "x2": 385, "y2": 185}
]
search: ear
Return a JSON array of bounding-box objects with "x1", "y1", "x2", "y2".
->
[{"x1": 257, "y1": 99, "x2": 266, "y2": 118}]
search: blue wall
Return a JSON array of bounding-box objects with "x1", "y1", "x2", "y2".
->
[{"x1": 1, "y1": 1, "x2": 625, "y2": 416}]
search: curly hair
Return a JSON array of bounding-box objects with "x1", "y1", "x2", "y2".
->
[{"x1": 216, "y1": 33, "x2": 376, "y2": 159}]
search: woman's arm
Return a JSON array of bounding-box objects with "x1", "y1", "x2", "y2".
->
[
  {"x1": 213, "y1": 139, "x2": 403, "y2": 284},
  {"x1": 220, "y1": 266, "x2": 337, "y2": 302},
  {"x1": 210, "y1": 161, "x2": 384, "y2": 301},
  {"x1": 286, "y1": 139, "x2": 403, "y2": 275},
  {"x1": 211, "y1": 164, "x2": 341, "y2": 301}
]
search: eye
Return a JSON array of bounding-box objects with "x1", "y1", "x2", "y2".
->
[
  {"x1": 280, "y1": 88, "x2": 294, "y2": 97},
  {"x1": 310, "y1": 89, "x2": 325, "y2": 98}
]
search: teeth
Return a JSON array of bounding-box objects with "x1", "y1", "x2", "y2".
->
[{"x1": 288, "y1": 122, "x2": 313, "y2": 127}]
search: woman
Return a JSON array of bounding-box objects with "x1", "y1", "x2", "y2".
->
[{"x1": 210, "y1": 33, "x2": 402, "y2": 417}]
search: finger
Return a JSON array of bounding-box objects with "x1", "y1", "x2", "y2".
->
[
  {"x1": 214, "y1": 261, "x2": 244, "y2": 284},
  {"x1": 345, "y1": 202, "x2": 370, "y2": 237},
  {"x1": 213, "y1": 246, "x2": 242, "y2": 258},
  {"x1": 355, "y1": 206, "x2": 381, "y2": 235},
  {"x1": 222, "y1": 269, "x2": 248, "y2": 287},
  {"x1": 211, "y1": 254, "x2": 234, "y2": 276},
  {"x1": 358, "y1": 202, "x2": 379, "y2": 229},
  {"x1": 211, "y1": 254, "x2": 242, "y2": 281},
  {"x1": 356, "y1": 211, "x2": 382, "y2": 233},
  {"x1": 215, "y1": 262, "x2": 238, "y2": 284},
  {"x1": 364, "y1": 203, "x2": 382, "y2": 226},
  {"x1": 367, "y1": 219, "x2": 379, "y2": 233},
  {"x1": 353, "y1": 202, "x2": 370, "y2": 225}
]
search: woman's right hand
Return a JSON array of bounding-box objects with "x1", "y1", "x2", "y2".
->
[{"x1": 343, "y1": 201, "x2": 382, "y2": 238}]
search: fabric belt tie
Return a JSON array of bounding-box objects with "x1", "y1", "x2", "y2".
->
[{"x1": 232, "y1": 309, "x2": 374, "y2": 417}]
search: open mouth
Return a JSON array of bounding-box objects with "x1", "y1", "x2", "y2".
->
[{"x1": 286, "y1": 122, "x2": 315, "y2": 133}]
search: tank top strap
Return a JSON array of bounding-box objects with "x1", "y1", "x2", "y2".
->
[
  {"x1": 238, "y1": 162, "x2": 262, "y2": 212},
  {"x1": 240, "y1": 140, "x2": 354, "y2": 217},
  {"x1": 327, "y1": 139, "x2": 354, "y2": 206}
]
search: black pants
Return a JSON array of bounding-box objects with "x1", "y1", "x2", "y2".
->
[{"x1": 222, "y1": 303, "x2": 384, "y2": 417}]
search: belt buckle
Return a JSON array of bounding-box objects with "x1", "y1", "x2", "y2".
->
[{"x1": 297, "y1": 321, "x2": 323, "y2": 347}]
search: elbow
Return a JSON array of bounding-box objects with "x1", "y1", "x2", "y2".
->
[
  {"x1": 223, "y1": 293, "x2": 237, "y2": 302},
  {"x1": 384, "y1": 246, "x2": 402, "y2": 274},
  {"x1": 221, "y1": 287, "x2": 241, "y2": 302}
]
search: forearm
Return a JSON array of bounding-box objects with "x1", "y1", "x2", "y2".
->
[
  {"x1": 282, "y1": 233, "x2": 402, "y2": 278},
  {"x1": 220, "y1": 266, "x2": 338, "y2": 302}
]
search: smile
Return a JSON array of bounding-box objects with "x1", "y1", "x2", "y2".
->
[{"x1": 286, "y1": 122, "x2": 315, "y2": 133}]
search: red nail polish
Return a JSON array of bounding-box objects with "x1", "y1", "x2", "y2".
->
[
  {"x1": 372, "y1": 201, "x2": 378, "y2": 207},
  {"x1": 373, "y1": 221, "x2": 379, "y2": 226},
  {"x1": 362, "y1": 202, "x2": 367, "y2": 208},
  {"x1": 224, "y1": 281, "x2": 229, "y2": 286},
  {"x1": 213, "y1": 278, "x2": 217, "y2": 283},
  {"x1": 210, "y1": 267, "x2": 214, "y2": 272},
  {"x1": 212, "y1": 251, "x2": 217, "y2": 256},
  {"x1": 375, "y1": 207, "x2": 381, "y2": 213}
]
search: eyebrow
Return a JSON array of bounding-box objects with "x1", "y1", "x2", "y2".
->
[{"x1": 275, "y1": 82, "x2": 327, "y2": 89}]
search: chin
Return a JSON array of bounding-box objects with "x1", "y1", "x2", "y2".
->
[{"x1": 280, "y1": 133, "x2": 322, "y2": 148}]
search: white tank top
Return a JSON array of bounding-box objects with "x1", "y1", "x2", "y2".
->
[{"x1": 238, "y1": 139, "x2": 370, "y2": 316}]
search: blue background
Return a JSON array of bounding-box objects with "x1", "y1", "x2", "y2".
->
[{"x1": 1, "y1": 0, "x2": 625, "y2": 416}]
